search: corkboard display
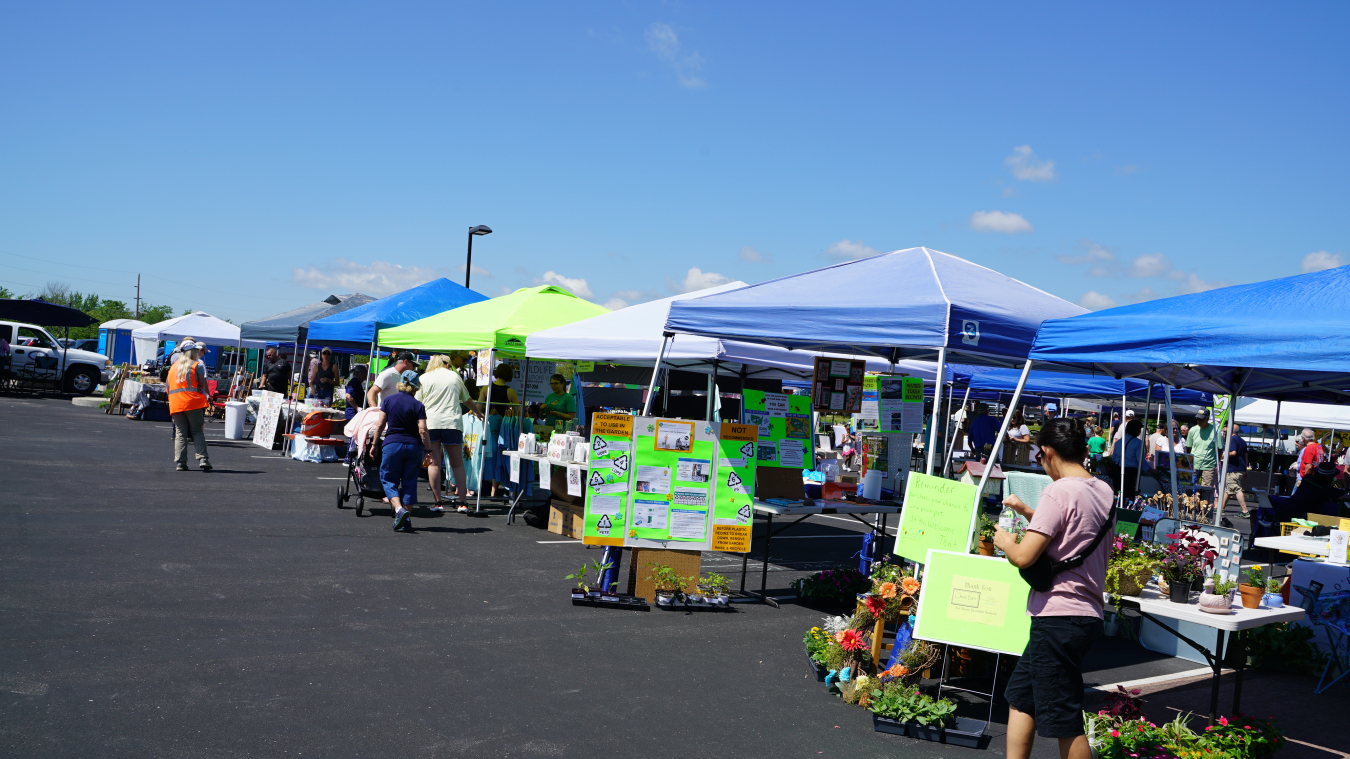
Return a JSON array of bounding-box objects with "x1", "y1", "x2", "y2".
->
[{"x1": 625, "y1": 547, "x2": 702, "y2": 600}]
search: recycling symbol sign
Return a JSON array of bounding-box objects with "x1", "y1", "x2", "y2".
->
[
  {"x1": 611, "y1": 453, "x2": 630, "y2": 474},
  {"x1": 597, "y1": 514, "x2": 612, "y2": 536},
  {"x1": 588, "y1": 470, "x2": 606, "y2": 488},
  {"x1": 726, "y1": 471, "x2": 743, "y2": 489},
  {"x1": 737, "y1": 504, "x2": 752, "y2": 522},
  {"x1": 592, "y1": 436, "x2": 609, "y2": 456},
  {"x1": 740, "y1": 442, "x2": 755, "y2": 459}
]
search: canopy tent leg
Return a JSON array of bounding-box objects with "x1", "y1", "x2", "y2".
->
[
  {"x1": 1164, "y1": 387, "x2": 1180, "y2": 519},
  {"x1": 1267, "y1": 401, "x2": 1282, "y2": 493},
  {"x1": 1214, "y1": 394, "x2": 1237, "y2": 526},
  {"x1": 1136, "y1": 382, "x2": 1153, "y2": 496},
  {"x1": 967, "y1": 359, "x2": 1033, "y2": 550},
  {"x1": 925, "y1": 348, "x2": 946, "y2": 475},
  {"x1": 943, "y1": 386, "x2": 972, "y2": 478},
  {"x1": 474, "y1": 348, "x2": 494, "y2": 514},
  {"x1": 705, "y1": 368, "x2": 715, "y2": 422},
  {"x1": 641, "y1": 333, "x2": 673, "y2": 417},
  {"x1": 1118, "y1": 392, "x2": 1127, "y2": 513}
]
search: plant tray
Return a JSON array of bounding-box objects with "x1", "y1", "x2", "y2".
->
[
  {"x1": 655, "y1": 598, "x2": 734, "y2": 612},
  {"x1": 871, "y1": 715, "x2": 990, "y2": 749},
  {"x1": 806, "y1": 648, "x2": 827, "y2": 682},
  {"x1": 569, "y1": 592, "x2": 649, "y2": 611}
]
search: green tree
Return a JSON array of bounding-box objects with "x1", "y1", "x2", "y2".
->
[{"x1": 0, "y1": 286, "x2": 13, "y2": 299}]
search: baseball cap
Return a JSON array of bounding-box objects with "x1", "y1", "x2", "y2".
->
[
  {"x1": 396, "y1": 351, "x2": 416, "y2": 363},
  {"x1": 1125, "y1": 409, "x2": 1135, "y2": 417},
  {"x1": 1045, "y1": 403, "x2": 1058, "y2": 411},
  {"x1": 178, "y1": 340, "x2": 199, "y2": 351},
  {"x1": 400, "y1": 369, "x2": 421, "y2": 389},
  {"x1": 1196, "y1": 408, "x2": 1210, "y2": 419}
]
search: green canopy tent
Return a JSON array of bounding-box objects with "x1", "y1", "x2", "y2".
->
[{"x1": 378, "y1": 285, "x2": 610, "y2": 513}]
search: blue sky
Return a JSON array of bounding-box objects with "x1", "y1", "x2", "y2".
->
[{"x1": 2, "y1": 3, "x2": 1347, "y2": 324}]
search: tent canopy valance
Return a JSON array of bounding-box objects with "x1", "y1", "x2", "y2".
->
[
  {"x1": 663, "y1": 247, "x2": 1087, "y2": 367},
  {"x1": 966, "y1": 367, "x2": 1214, "y2": 405},
  {"x1": 379, "y1": 285, "x2": 610, "y2": 354},
  {"x1": 239, "y1": 293, "x2": 375, "y2": 345},
  {"x1": 1234, "y1": 398, "x2": 1350, "y2": 430},
  {"x1": 306, "y1": 278, "x2": 487, "y2": 350},
  {"x1": 1028, "y1": 265, "x2": 1350, "y2": 403}
]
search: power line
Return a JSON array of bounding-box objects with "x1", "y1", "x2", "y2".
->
[{"x1": 0, "y1": 250, "x2": 290, "y2": 303}]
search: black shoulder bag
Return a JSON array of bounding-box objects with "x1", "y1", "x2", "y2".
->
[{"x1": 1018, "y1": 505, "x2": 1116, "y2": 593}]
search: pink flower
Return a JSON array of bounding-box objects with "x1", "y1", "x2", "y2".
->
[
  {"x1": 1111, "y1": 730, "x2": 1120, "y2": 738},
  {"x1": 1219, "y1": 716, "x2": 1229, "y2": 726}
]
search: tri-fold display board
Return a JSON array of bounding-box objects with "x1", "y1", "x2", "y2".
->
[{"x1": 582, "y1": 415, "x2": 758, "y2": 553}]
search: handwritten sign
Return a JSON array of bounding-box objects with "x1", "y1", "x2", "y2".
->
[
  {"x1": 912, "y1": 550, "x2": 1031, "y2": 655},
  {"x1": 893, "y1": 472, "x2": 978, "y2": 563}
]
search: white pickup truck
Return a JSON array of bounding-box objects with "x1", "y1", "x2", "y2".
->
[{"x1": 1, "y1": 320, "x2": 114, "y2": 394}]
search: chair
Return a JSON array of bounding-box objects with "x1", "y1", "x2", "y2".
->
[
  {"x1": 17, "y1": 355, "x2": 59, "y2": 392},
  {"x1": 1292, "y1": 583, "x2": 1350, "y2": 694}
]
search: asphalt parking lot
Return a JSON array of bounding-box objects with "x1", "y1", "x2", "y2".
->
[{"x1": 0, "y1": 396, "x2": 1194, "y2": 758}]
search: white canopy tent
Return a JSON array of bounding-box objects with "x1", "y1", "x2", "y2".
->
[
  {"x1": 1235, "y1": 398, "x2": 1350, "y2": 430},
  {"x1": 132, "y1": 311, "x2": 266, "y2": 364},
  {"x1": 525, "y1": 282, "x2": 942, "y2": 381}
]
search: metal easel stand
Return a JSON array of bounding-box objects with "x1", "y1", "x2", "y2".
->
[
  {"x1": 1125, "y1": 604, "x2": 1244, "y2": 725},
  {"x1": 935, "y1": 643, "x2": 1000, "y2": 737}
]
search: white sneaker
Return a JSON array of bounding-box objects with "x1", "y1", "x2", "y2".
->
[{"x1": 429, "y1": 504, "x2": 444, "y2": 513}]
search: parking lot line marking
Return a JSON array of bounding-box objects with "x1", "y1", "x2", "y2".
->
[{"x1": 537, "y1": 540, "x2": 584, "y2": 544}]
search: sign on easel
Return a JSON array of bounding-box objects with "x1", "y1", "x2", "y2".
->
[
  {"x1": 912, "y1": 550, "x2": 1032, "y2": 656},
  {"x1": 252, "y1": 390, "x2": 285, "y2": 449},
  {"x1": 892, "y1": 472, "x2": 979, "y2": 562},
  {"x1": 625, "y1": 416, "x2": 719, "y2": 551}
]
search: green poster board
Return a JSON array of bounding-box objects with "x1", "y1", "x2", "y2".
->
[
  {"x1": 711, "y1": 422, "x2": 759, "y2": 553},
  {"x1": 742, "y1": 389, "x2": 814, "y2": 469},
  {"x1": 893, "y1": 472, "x2": 979, "y2": 563},
  {"x1": 624, "y1": 416, "x2": 719, "y2": 550},
  {"x1": 583, "y1": 413, "x2": 635, "y2": 546},
  {"x1": 912, "y1": 550, "x2": 1031, "y2": 655}
]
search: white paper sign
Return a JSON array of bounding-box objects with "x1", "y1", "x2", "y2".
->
[
  {"x1": 764, "y1": 392, "x2": 789, "y2": 418},
  {"x1": 566, "y1": 465, "x2": 583, "y2": 496},
  {"x1": 252, "y1": 390, "x2": 285, "y2": 449},
  {"x1": 633, "y1": 498, "x2": 668, "y2": 530},
  {"x1": 540, "y1": 458, "x2": 551, "y2": 486},
  {"x1": 635, "y1": 465, "x2": 671, "y2": 494},
  {"x1": 670, "y1": 509, "x2": 708, "y2": 540},
  {"x1": 1330, "y1": 529, "x2": 1349, "y2": 566},
  {"x1": 777, "y1": 438, "x2": 804, "y2": 468},
  {"x1": 508, "y1": 454, "x2": 520, "y2": 483}
]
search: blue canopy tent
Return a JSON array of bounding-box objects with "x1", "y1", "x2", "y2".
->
[
  {"x1": 663, "y1": 247, "x2": 1086, "y2": 475},
  {"x1": 975, "y1": 264, "x2": 1350, "y2": 526},
  {"x1": 967, "y1": 368, "x2": 1214, "y2": 405},
  {"x1": 306, "y1": 278, "x2": 488, "y2": 354}
]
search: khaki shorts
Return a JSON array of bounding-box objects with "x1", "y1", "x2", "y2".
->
[
  {"x1": 1197, "y1": 468, "x2": 1217, "y2": 488},
  {"x1": 1226, "y1": 471, "x2": 1245, "y2": 495}
]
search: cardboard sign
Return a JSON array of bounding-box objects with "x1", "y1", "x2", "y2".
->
[
  {"x1": 893, "y1": 472, "x2": 979, "y2": 563},
  {"x1": 912, "y1": 550, "x2": 1032, "y2": 656}
]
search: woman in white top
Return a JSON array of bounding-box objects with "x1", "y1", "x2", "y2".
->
[
  {"x1": 1006, "y1": 408, "x2": 1035, "y2": 464},
  {"x1": 1147, "y1": 420, "x2": 1185, "y2": 469}
]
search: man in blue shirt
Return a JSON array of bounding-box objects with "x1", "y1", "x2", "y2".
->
[
  {"x1": 1222, "y1": 433, "x2": 1250, "y2": 517},
  {"x1": 968, "y1": 403, "x2": 1002, "y2": 462}
]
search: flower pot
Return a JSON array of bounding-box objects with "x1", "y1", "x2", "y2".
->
[
  {"x1": 1168, "y1": 579, "x2": 1192, "y2": 603},
  {"x1": 1263, "y1": 593, "x2": 1284, "y2": 608},
  {"x1": 1103, "y1": 611, "x2": 1119, "y2": 636},
  {"x1": 655, "y1": 591, "x2": 674, "y2": 606},
  {"x1": 1112, "y1": 567, "x2": 1153, "y2": 597},
  {"x1": 1197, "y1": 589, "x2": 1234, "y2": 614},
  {"x1": 1238, "y1": 583, "x2": 1263, "y2": 609},
  {"x1": 977, "y1": 538, "x2": 996, "y2": 556},
  {"x1": 1191, "y1": 576, "x2": 1204, "y2": 592},
  {"x1": 716, "y1": 593, "x2": 730, "y2": 606},
  {"x1": 897, "y1": 596, "x2": 915, "y2": 614}
]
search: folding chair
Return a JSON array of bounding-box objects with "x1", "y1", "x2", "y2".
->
[{"x1": 1293, "y1": 582, "x2": 1350, "y2": 694}]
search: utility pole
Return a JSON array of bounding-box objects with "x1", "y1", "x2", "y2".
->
[{"x1": 135, "y1": 274, "x2": 141, "y2": 318}]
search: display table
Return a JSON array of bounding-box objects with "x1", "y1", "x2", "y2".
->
[
  {"x1": 1117, "y1": 583, "x2": 1306, "y2": 724},
  {"x1": 503, "y1": 451, "x2": 589, "y2": 524},
  {"x1": 740, "y1": 499, "x2": 903, "y2": 608},
  {"x1": 1254, "y1": 534, "x2": 1330, "y2": 557}
]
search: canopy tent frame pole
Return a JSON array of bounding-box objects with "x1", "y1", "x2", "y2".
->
[
  {"x1": 473, "y1": 348, "x2": 495, "y2": 515},
  {"x1": 281, "y1": 340, "x2": 304, "y2": 457},
  {"x1": 641, "y1": 333, "x2": 673, "y2": 417},
  {"x1": 1164, "y1": 387, "x2": 1180, "y2": 519},
  {"x1": 1136, "y1": 383, "x2": 1153, "y2": 496},
  {"x1": 1214, "y1": 393, "x2": 1238, "y2": 526},
  {"x1": 967, "y1": 359, "x2": 1033, "y2": 551},
  {"x1": 705, "y1": 369, "x2": 715, "y2": 423},
  {"x1": 1267, "y1": 401, "x2": 1282, "y2": 493},
  {"x1": 925, "y1": 348, "x2": 946, "y2": 475},
  {"x1": 943, "y1": 386, "x2": 972, "y2": 478},
  {"x1": 284, "y1": 336, "x2": 311, "y2": 458}
]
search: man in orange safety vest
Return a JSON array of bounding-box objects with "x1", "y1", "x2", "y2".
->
[{"x1": 168, "y1": 339, "x2": 213, "y2": 472}]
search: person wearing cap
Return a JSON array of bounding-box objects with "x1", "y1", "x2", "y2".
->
[
  {"x1": 366, "y1": 351, "x2": 417, "y2": 409},
  {"x1": 373, "y1": 369, "x2": 433, "y2": 531},
  {"x1": 1186, "y1": 409, "x2": 1220, "y2": 499},
  {"x1": 1290, "y1": 428, "x2": 1325, "y2": 483},
  {"x1": 1113, "y1": 409, "x2": 1136, "y2": 444},
  {"x1": 1221, "y1": 430, "x2": 1250, "y2": 517},
  {"x1": 1044, "y1": 403, "x2": 1059, "y2": 422},
  {"x1": 167, "y1": 339, "x2": 213, "y2": 472}
]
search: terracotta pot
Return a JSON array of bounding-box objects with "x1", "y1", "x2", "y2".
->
[
  {"x1": 897, "y1": 596, "x2": 915, "y2": 614},
  {"x1": 1238, "y1": 583, "x2": 1263, "y2": 609},
  {"x1": 977, "y1": 538, "x2": 996, "y2": 556}
]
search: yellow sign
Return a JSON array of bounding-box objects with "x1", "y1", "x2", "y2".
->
[
  {"x1": 947, "y1": 574, "x2": 1010, "y2": 628},
  {"x1": 711, "y1": 524, "x2": 752, "y2": 553},
  {"x1": 720, "y1": 423, "x2": 758, "y2": 442},
  {"x1": 592, "y1": 413, "x2": 633, "y2": 438}
]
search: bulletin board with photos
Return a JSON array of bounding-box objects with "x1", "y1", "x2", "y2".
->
[
  {"x1": 741, "y1": 389, "x2": 814, "y2": 469},
  {"x1": 624, "y1": 416, "x2": 721, "y2": 551},
  {"x1": 811, "y1": 357, "x2": 865, "y2": 413}
]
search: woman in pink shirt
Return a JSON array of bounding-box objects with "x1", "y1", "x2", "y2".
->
[{"x1": 994, "y1": 418, "x2": 1115, "y2": 759}]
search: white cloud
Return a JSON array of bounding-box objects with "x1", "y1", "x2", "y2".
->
[
  {"x1": 1128, "y1": 253, "x2": 1172, "y2": 278},
  {"x1": 969, "y1": 211, "x2": 1033, "y2": 234},
  {"x1": 1302, "y1": 250, "x2": 1346, "y2": 273},
  {"x1": 1004, "y1": 145, "x2": 1056, "y2": 182},
  {"x1": 1059, "y1": 239, "x2": 1116, "y2": 265},
  {"x1": 603, "y1": 298, "x2": 629, "y2": 310},
  {"x1": 739, "y1": 246, "x2": 770, "y2": 263},
  {"x1": 1176, "y1": 273, "x2": 1229, "y2": 294},
  {"x1": 458, "y1": 263, "x2": 491, "y2": 278},
  {"x1": 676, "y1": 267, "x2": 731, "y2": 293},
  {"x1": 646, "y1": 23, "x2": 706, "y2": 88},
  {"x1": 292, "y1": 258, "x2": 444, "y2": 297},
  {"x1": 1077, "y1": 291, "x2": 1118, "y2": 311},
  {"x1": 826, "y1": 239, "x2": 881, "y2": 260},
  {"x1": 535, "y1": 271, "x2": 593, "y2": 299},
  {"x1": 1121, "y1": 286, "x2": 1159, "y2": 303}
]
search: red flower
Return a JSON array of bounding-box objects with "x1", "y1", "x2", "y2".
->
[
  {"x1": 835, "y1": 629, "x2": 867, "y2": 652},
  {"x1": 865, "y1": 594, "x2": 887, "y2": 617},
  {"x1": 1219, "y1": 717, "x2": 1229, "y2": 727},
  {"x1": 1110, "y1": 730, "x2": 1120, "y2": 738}
]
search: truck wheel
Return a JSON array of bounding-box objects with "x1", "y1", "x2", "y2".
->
[{"x1": 66, "y1": 366, "x2": 98, "y2": 395}]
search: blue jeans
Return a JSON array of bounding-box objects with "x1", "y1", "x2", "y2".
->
[{"x1": 380, "y1": 441, "x2": 422, "y2": 504}]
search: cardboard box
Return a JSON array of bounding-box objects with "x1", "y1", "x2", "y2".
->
[
  {"x1": 547, "y1": 504, "x2": 568, "y2": 535},
  {"x1": 566, "y1": 505, "x2": 586, "y2": 539}
]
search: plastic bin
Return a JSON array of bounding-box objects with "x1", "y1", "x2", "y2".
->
[{"x1": 224, "y1": 401, "x2": 247, "y2": 439}]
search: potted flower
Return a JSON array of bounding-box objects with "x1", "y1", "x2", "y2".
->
[
  {"x1": 1198, "y1": 573, "x2": 1237, "y2": 614},
  {"x1": 1160, "y1": 549, "x2": 1202, "y2": 603},
  {"x1": 1264, "y1": 577, "x2": 1285, "y2": 608},
  {"x1": 1239, "y1": 565, "x2": 1265, "y2": 609},
  {"x1": 646, "y1": 562, "x2": 688, "y2": 606},
  {"x1": 702, "y1": 572, "x2": 732, "y2": 605},
  {"x1": 976, "y1": 515, "x2": 997, "y2": 556},
  {"x1": 1106, "y1": 535, "x2": 1161, "y2": 597},
  {"x1": 565, "y1": 559, "x2": 615, "y2": 602},
  {"x1": 1164, "y1": 526, "x2": 1218, "y2": 589}
]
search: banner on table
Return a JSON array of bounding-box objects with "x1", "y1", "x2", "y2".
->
[
  {"x1": 742, "y1": 389, "x2": 814, "y2": 469},
  {"x1": 892, "y1": 471, "x2": 979, "y2": 562},
  {"x1": 583, "y1": 413, "x2": 635, "y2": 546},
  {"x1": 912, "y1": 550, "x2": 1032, "y2": 656}
]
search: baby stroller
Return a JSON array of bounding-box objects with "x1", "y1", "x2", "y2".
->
[{"x1": 337, "y1": 409, "x2": 384, "y2": 516}]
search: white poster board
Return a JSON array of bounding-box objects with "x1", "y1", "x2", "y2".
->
[{"x1": 252, "y1": 390, "x2": 285, "y2": 449}]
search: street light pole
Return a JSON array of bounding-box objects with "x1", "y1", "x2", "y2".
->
[{"x1": 465, "y1": 225, "x2": 492, "y2": 289}]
